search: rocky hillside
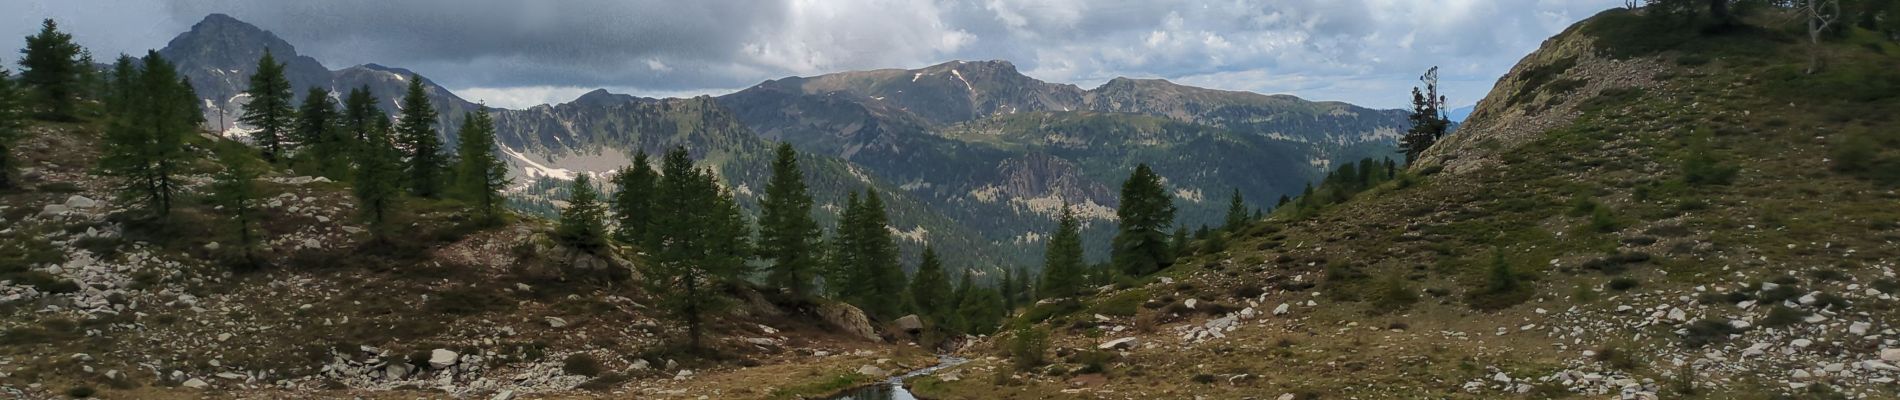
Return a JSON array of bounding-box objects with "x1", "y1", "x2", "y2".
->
[
  {"x1": 0, "y1": 119, "x2": 938, "y2": 399},
  {"x1": 914, "y1": 8, "x2": 1900, "y2": 399}
]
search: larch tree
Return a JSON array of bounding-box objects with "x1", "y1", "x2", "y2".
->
[
  {"x1": 759, "y1": 143, "x2": 821, "y2": 296},
  {"x1": 100, "y1": 52, "x2": 197, "y2": 219},
  {"x1": 609, "y1": 151, "x2": 656, "y2": 243},
  {"x1": 17, "y1": 19, "x2": 86, "y2": 121},
  {"x1": 1038, "y1": 204, "x2": 1085, "y2": 299},
  {"x1": 0, "y1": 67, "x2": 26, "y2": 190},
  {"x1": 454, "y1": 110, "x2": 510, "y2": 224},
  {"x1": 239, "y1": 50, "x2": 295, "y2": 162},
  {"x1": 210, "y1": 147, "x2": 263, "y2": 270},
  {"x1": 643, "y1": 146, "x2": 752, "y2": 350},
  {"x1": 555, "y1": 174, "x2": 609, "y2": 252},
  {"x1": 1111, "y1": 164, "x2": 1176, "y2": 276},
  {"x1": 907, "y1": 246, "x2": 953, "y2": 324},
  {"x1": 353, "y1": 118, "x2": 403, "y2": 238},
  {"x1": 395, "y1": 75, "x2": 444, "y2": 197},
  {"x1": 293, "y1": 87, "x2": 350, "y2": 179},
  {"x1": 342, "y1": 86, "x2": 383, "y2": 143}
]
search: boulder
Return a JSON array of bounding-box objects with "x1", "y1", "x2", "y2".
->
[
  {"x1": 429, "y1": 349, "x2": 459, "y2": 369},
  {"x1": 491, "y1": 390, "x2": 515, "y2": 400},
  {"x1": 895, "y1": 315, "x2": 925, "y2": 332},
  {"x1": 856, "y1": 364, "x2": 888, "y2": 377},
  {"x1": 1882, "y1": 348, "x2": 1900, "y2": 362},
  {"x1": 385, "y1": 363, "x2": 410, "y2": 379},
  {"x1": 818, "y1": 301, "x2": 880, "y2": 341},
  {"x1": 1098, "y1": 337, "x2": 1140, "y2": 350},
  {"x1": 1272, "y1": 303, "x2": 1291, "y2": 315},
  {"x1": 182, "y1": 378, "x2": 208, "y2": 389},
  {"x1": 546, "y1": 317, "x2": 568, "y2": 328}
]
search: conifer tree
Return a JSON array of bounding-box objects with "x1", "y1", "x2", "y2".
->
[
  {"x1": 293, "y1": 87, "x2": 351, "y2": 178},
  {"x1": 453, "y1": 110, "x2": 510, "y2": 224},
  {"x1": 210, "y1": 147, "x2": 263, "y2": 269},
  {"x1": 1112, "y1": 164, "x2": 1176, "y2": 276},
  {"x1": 101, "y1": 52, "x2": 196, "y2": 219},
  {"x1": 1038, "y1": 204, "x2": 1086, "y2": 299},
  {"x1": 1224, "y1": 188, "x2": 1249, "y2": 232},
  {"x1": 239, "y1": 50, "x2": 295, "y2": 162},
  {"x1": 1399, "y1": 67, "x2": 1450, "y2": 163},
  {"x1": 1169, "y1": 227, "x2": 1191, "y2": 259},
  {"x1": 643, "y1": 146, "x2": 751, "y2": 349},
  {"x1": 759, "y1": 143, "x2": 821, "y2": 296},
  {"x1": 556, "y1": 174, "x2": 608, "y2": 251},
  {"x1": 0, "y1": 68, "x2": 26, "y2": 190},
  {"x1": 999, "y1": 267, "x2": 1017, "y2": 311},
  {"x1": 353, "y1": 119, "x2": 402, "y2": 237},
  {"x1": 825, "y1": 193, "x2": 863, "y2": 299},
  {"x1": 836, "y1": 189, "x2": 906, "y2": 319},
  {"x1": 955, "y1": 283, "x2": 1006, "y2": 335},
  {"x1": 17, "y1": 19, "x2": 86, "y2": 121},
  {"x1": 907, "y1": 246, "x2": 954, "y2": 325},
  {"x1": 394, "y1": 75, "x2": 443, "y2": 197},
  {"x1": 342, "y1": 86, "x2": 382, "y2": 143},
  {"x1": 609, "y1": 151, "x2": 656, "y2": 243}
]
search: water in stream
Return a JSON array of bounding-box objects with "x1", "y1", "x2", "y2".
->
[{"x1": 823, "y1": 356, "x2": 968, "y2": 400}]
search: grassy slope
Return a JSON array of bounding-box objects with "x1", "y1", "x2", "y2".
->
[{"x1": 918, "y1": 9, "x2": 1900, "y2": 399}]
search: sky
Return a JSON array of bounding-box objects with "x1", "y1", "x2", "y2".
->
[{"x1": 3, "y1": 0, "x2": 1624, "y2": 110}]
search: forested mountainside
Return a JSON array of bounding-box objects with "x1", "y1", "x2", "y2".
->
[{"x1": 913, "y1": 6, "x2": 1900, "y2": 399}]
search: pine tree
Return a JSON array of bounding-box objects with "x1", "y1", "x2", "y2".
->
[
  {"x1": 907, "y1": 246, "x2": 954, "y2": 326},
  {"x1": 453, "y1": 110, "x2": 510, "y2": 224},
  {"x1": 17, "y1": 19, "x2": 86, "y2": 121},
  {"x1": 1038, "y1": 204, "x2": 1086, "y2": 299},
  {"x1": 609, "y1": 152, "x2": 656, "y2": 243},
  {"x1": 556, "y1": 174, "x2": 609, "y2": 251},
  {"x1": 759, "y1": 143, "x2": 821, "y2": 296},
  {"x1": 353, "y1": 118, "x2": 402, "y2": 237},
  {"x1": 239, "y1": 50, "x2": 295, "y2": 162},
  {"x1": 999, "y1": 267, "x2": 1017, "y2": 311},
  {"x1": 1224, "y1": 188, "x2": 1249, "y2": 232},
  {"x1": 1112, "y1": 164, "x2": 1176, "y2": 276},
  {"x1": 643, "y1": 146, "x2": 751, "y2": 349},
  {"x1": 0, "y1": 67, "x2": 27, "y2": 190},
  {"x1": 100, "y1": 52, "x2": 196, "y2": 219},
  {"x1": 293, "y1": 87, "x2": 351, "y2": 178},
  {"x1": 395, "y1": 75, "x2": 443, "y2": 197},
  {"x1": 210, "y1": 147, "x2": 263, "y2": 269},
  {"x1": 824, "y1": 193, "x2": 863, "y2": 299}
]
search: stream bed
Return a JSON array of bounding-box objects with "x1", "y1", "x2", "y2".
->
[{"x1": 821, "y1": 355, "x2": 968, "y2": 400}]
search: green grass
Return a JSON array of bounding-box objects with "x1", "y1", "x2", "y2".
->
[{"x1": 768, "y1": 372, "x2": 871, "y2": 399}]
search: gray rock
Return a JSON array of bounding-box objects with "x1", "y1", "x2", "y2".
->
[
  {"x1": 856, "y1": 364, "x2": 888, "y2": 377},
  {"x1": 1883, "y1": 348, "x2": 1900, "y2": 362},
  {"x1": 64, "y1": 195, "x2": 98, "y2": 208},
  {"x1": 1272, "y1": 303, "x2": 1291, "y2": 315},
  {"x1": 1098, "y1": 337, "x2": 1140, "y2": 350},
  {"x1": 546, "y1": 316, "x2": 568, "y2": 328},
  {"x1": 895, "y1": 315, "x2": 924, "y2": 332},
  {"x1": 818, "y1": 301, "x2": 880, "y2": 341},
  {"x1": 182, "y1": 378, "x2": 208, "y2": 389},
  {"x1": 491, "y1": 390, "x2": 514, "y2": 400},
  {"x1": 385, "y1": 363, "x2": 410, "y2": 379},
  {"x1": 429, "y1": 349, "x2": 459, "y2": 369}
]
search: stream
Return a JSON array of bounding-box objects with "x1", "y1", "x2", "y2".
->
[{"x1": 821, "y1": 355, "x2": 968, "y2": 400}]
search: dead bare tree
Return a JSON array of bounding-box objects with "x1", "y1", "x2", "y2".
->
[{"x1": 1806, "y1": 0, "x2": 1842, "y2": 74}]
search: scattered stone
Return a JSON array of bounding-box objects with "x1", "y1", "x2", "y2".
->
[
  {"x1": 857, "y1": 364, "x2": 888, "y2": 377},
  {"x1": 545, "y1": 317, "x2": 568, "y2": 328},
  {"x1": 182, "y1": 378, "x2": 208, "y2": 389},
  {"x1": 1882, "y1": 349, "x2": 1900, "y2": 362},
  {"x1": 1099, "y1": 337, "x2": 1140, "y2": 350},
  {"x1": 1272, "y1": 303, "x2": 1290, "y2": 315}
]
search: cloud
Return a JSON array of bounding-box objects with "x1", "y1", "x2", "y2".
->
[{"x1": 4, "y1": 0, "x2": 1624, "y2": 109}]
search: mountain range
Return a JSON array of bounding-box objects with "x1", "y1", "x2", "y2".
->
[{"x1": 158, "y1": 13, "x2": 1413, "y2": 267}]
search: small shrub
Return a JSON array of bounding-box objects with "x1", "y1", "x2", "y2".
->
[
  {"x1": 1607, "y1": 277, "x2": 1640, "y2": 291},
  {"x1": 1007, "y1": 327, "x2": 1050, "y2": 371},
  {"x1": 36, "y1": 182, "x2": 81, "y2": 193},
  {"x1": 1682, "y1": 319, "x2": 1744, "y2": 348},
  {"x1": 562, "y1": 353, "x2": 602, "y2": 377},
  {"x1": 1369, "y1": 274, "x2": 1419, "y2": 314},
  {"x1": 1682, "y1": 145, "x2": 1738, "y2": 186},
  {"x1": 1467, "y1": 251, "x2": 1533, "y2": 311},
  {"x1": 1089, "y1": 291, "x2": 1145, "y2": 317},
  {"x1": 65, "y1": 386, "x2": 95, "y2": 398},
  {"x1": 1191, "y1": 373, "x2": 1217, "y2": 384},
  {"x1": 1594, "y1": 346, "x2": 1640, "y2": 370},
  {"x1": 1588, "y1": 206, "x2": 1622, "y2": 233},
  {"x1": 1761, "y1": 305, "x2": 1810, "y2": 328}
]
